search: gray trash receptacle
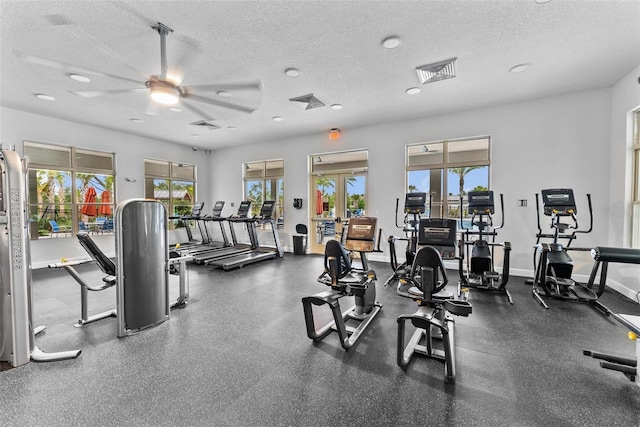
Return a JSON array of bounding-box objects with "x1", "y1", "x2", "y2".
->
[{"x1": 293, "y1": 235, "x2": 305, "y2": 255}]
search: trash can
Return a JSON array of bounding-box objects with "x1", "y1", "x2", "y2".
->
[
  {"x1": 293, "y1": 223, "x2": 308, "y2": 255},
  {"x1": 293, "y1": 235, "x2": 305, "y2": 255}
]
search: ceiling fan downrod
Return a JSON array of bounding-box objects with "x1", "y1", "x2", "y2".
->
[{"x1": 152, "y1": 22, "x2": 173, "y2": 79}]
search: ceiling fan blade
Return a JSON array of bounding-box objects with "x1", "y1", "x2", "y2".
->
[
  {"x1": 53, "y1": 18, "x2": 148, "y2": 79},
  {"x1": 15, "y1": 50, "x2": 144, "y2": 85},
  {"x1": 183, "y1": 93, "x2": 257, "y2": 113},
  {"x1": 167, "y1": 35, "x2": 201, "y2": 84},
  {"x1": 72, "y1": 88, "x2": 147, "y2": 98},
  {"x1": 181, "y1": 99, "x2": 215, "y2": 121},
  {"x1": 108, "y1": 1, "x2": 156, "y2": 26},
  {"x1": 184, "y1": 82, "x2": 263, "y2": 92}
]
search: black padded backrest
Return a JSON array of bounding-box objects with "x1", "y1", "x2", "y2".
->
[
  {"x1": 77, "y1": 233, "x2": 116, "y2": 276},
  {"x1": 410, "y1": 245, "x2": 448, "y2": 292},
  {"x1": 324, "y1": 239, "x2": 351, "y2": 280},
  {"x1": 296, "y1": 223, "x2": 308, "y2": 234}
]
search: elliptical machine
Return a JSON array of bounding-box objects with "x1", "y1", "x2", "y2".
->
[
  {"x1": 385, "y1": 192, "x2": 428, "y2": 286},
  {"x1": 458, "y1": 191, "x2": 512, "y2": 304},
  {"x1": 531, "y1": 188, "x2": 608, "y2": 313}
]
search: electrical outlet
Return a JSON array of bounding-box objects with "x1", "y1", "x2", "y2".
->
[
  {"x1": 518, "y1": 199, "x2": 527, "y2": 207},
  {"x1": 231, "y1": 202, "x2": 235, "y2": 207}
]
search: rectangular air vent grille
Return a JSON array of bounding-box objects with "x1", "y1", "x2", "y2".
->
[
  {"x1": 289, "y1": 94, "x2": 326, "y2": 110},
  {"x1": 191, "y1": 120, "x2": 220, "y2": 130},
  {"x1": 416, "y1": 57, "x2": 457, "y2": 84}
]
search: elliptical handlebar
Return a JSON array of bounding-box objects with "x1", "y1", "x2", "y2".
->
[
  {"x1": 494, "y1": 193, "x2": 505, "y2": 231},
  {"x1": 573, "y1": 193, "x2": 593, "y2": 235}
]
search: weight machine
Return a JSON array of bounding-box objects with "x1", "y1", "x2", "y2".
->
[{"x1": 0, "y1": 145, "x2": 81, "y2": 367}]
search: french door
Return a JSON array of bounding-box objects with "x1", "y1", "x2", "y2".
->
[{"x1": 310, "y1": 173, "x2": 367, "y2": 254}]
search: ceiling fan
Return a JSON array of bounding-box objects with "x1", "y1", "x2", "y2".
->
[{"x1": 16, "y1": 17, "x2": 262, "y2": 120}]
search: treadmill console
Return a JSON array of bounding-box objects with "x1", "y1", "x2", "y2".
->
[
  {"x1": 404, "y1": 192, "x2": 427, "y2": 215},
  {"x1": 259, "y1": 200, "x2": 275, "y2": 219},
  {"x1": 236, "y1": 201, "x2": 251, "y2": 218},
  {"x1": 344, "y1": 217, "x2": 377, "y2": 252},
  {"x1": 211, "y1": 201, "x2": 225, "y2": 217},
  {"x1": 418, "y1": 218, "x2": 458, "y2": 259},
  {"x1": 541, "y1": 189, "x2": 576, "y2": 216},
  {"x1": 468, "y1": 191, "x2": 494, "y2": 214},
  {"x1": 191, "y1": 201, "x2": 204, "y2": 217}
]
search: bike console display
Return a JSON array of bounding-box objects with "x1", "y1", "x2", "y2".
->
[
  {"x1": 404, "y1": 192, "x2": 427, "y2": 215},
  {"x1": 542, "y1": 189, "x2": 576, "y2": 216},
  {"x1": 418, "y1": 218, "x2": 457, "y2": 258},
  {"x1": 468, "y1": 191, "x2": 494, "y2": 214},
  {"x1": 344, "y1": 217, "x2": 377, "y2": 252}
]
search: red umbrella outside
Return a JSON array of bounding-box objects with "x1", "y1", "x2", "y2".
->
[
  {"x1": 99, "y1": 190, "x2": 112, "y2": 216},
  {"x1": 80, "y1": 187, "x2": 98, "y2": 217},
  {"x1": 316, "y1": 189, "x2": 323, "y2": 216}
]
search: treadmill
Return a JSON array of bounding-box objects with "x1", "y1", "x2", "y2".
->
[
  {"x1": 193, "y1": 201, "x2": 254, "y2": 264},
  {"x1": 182, "y1": 201, "x2": 230, "y2": 257},
  {"x1": 208, "y1": 200, "x2": 284, "y2": 270},
  {"x1": 169, "y1": 201, "x2": 208, "y2": 251}
]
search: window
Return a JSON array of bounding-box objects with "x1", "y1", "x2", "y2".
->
[
  {"x1": 632, "y1": 110, "x2": 640, "y2": 248},
  {"x1": 144, "y1": 159, "x2": 196, "y2": 228},
  {"x1": 406, "y1": 137, "x2": 490, "y2": 218},
  {"x1": 243, "y1": 159, "x2": 284, "y2": 225},
  {"x1": 24, "y1": 141, "x2": 115, "y2": 239}
]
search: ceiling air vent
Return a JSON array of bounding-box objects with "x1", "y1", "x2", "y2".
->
[
  {"x1": 415, "y1": 57, "x2": 457, "y2": 84},
  {"x1": 191, "y1": 120, "x2": 220, "y2": 130},
  {"x1": 289, "y1": 94, "x2": 326, "y2": 110}
]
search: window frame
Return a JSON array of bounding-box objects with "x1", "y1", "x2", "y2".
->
[
  {"x1": 243, "y1": 159, "x2": 284, "y2": 226},
  {"x1": 631, "y1": 110, "x2": 640, "y2": 248},
  {"x1": 24, "y1": 140, "x2": 115, "y2": 239},
  {"x1": 144, "y1": 159, "x2": 196, "y2": 228},
  {"x1": 406, "y1": 136, "x2": 491, "y2": 218}
]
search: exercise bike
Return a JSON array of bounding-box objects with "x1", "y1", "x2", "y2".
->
[
  {"x1": 531, "y1": 188, "x2": 608, "y2": 313},
  {"x1": 385, "y1": 192, "x2": 428, "y2": 286},
  {"x1": 458, "y1": 191, "x2": 512, "y2": 304},
  {"x1": 396, "y1": 218, "x2": 472, "y2": 383},
  {"x1": 302, "y1": 217, "x2": 382, "y2": 350}
]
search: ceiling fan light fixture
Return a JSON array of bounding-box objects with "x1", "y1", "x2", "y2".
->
[{"x1": 147, "y1": 79, "x2": 180, "y2": 105}]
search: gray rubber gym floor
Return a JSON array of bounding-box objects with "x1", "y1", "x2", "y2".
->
[{"x1": 2, "y1": 253, "x2": 640, "y2": 426}]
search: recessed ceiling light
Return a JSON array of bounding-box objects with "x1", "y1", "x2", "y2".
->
[
  {"x1": 217, "y1": 91, "x2": 231, "y2": 98},
  {"x1": 227, "y1": 126, "x2": 237, "y2": 130},
  {"x1": 285, "y1": 68, "x2": 300, "y2": 77},
  {"x1": 535, "y1": 0, "x2": 552, "y2": 4},
  {"x1": 69, "y1": 74, "x2": 91, "y2": 83},
  {"x1": 129, "y1": 118, "x2": 143, "y2": 123},
  {"x1": 35, "y1": 93, "x2": 55, "y2": 101},
  {"x1": 406, "y1": 87, "x2": 421, "y2": 95},
  {"x1": 191, "y1": 134, "x2": 200, "y2": 138},
  {"x1": 169, "y1": 107, "x2": 182, "y2": 112},
  {"x1": 509, "y1": 63, "x2": 531, "y2": 73},
  {"x1": 273, "y1": 116, "x2": 284, "y2": 122},
  {"x1": 382, "y1": 36, "x2": 401, "y2": 49},
  {"x1": 330, "y1": 104, "x2": 343, "y2": 110}
]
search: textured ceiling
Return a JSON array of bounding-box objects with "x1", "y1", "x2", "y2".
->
[{"x1": 1, "y1": 0, "x2": 639, "y2": 150}]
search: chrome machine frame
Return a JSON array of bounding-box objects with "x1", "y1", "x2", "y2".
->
[{"x1": 0, "y1": 145, "x2": 80, "y2": 367}]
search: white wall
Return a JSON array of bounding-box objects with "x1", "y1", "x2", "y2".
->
[
  {"x1": 0, "y1": 107, "x2": 212, "y2": 267},
  {"x1": 606, "y1": 64, "x2": 640, "y2": 301},
  {"x1": 210, "y1": 88, "x2": 617, "y2": 282}
]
